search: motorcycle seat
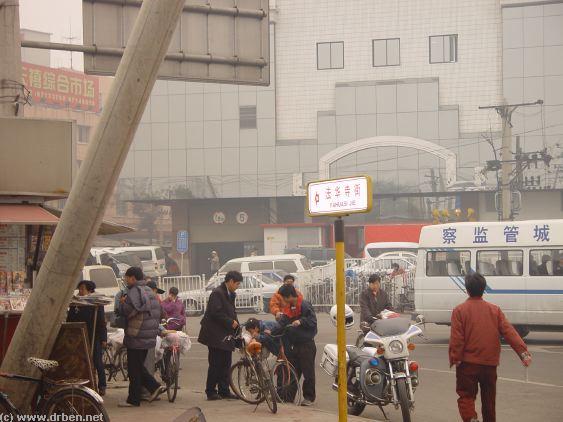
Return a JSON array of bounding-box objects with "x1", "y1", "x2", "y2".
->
[{"x1": 346, "y1": 346, "x2": 372, "y2": 363}]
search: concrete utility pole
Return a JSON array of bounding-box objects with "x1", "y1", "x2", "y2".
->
[
  {"x1": 479, "y1": 99, "x2": 543, "y2": 221},
  {"x1": 0, "y1": 0, "x2": 23, "y2": 117},
  {"x1": 0, "y1": 0, "x2": 185, "y2": 409}
]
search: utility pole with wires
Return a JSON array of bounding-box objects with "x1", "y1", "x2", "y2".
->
[
  {"x1": 479, "y1": 99, "x2": 543, "y2": 221},
  {"x1": 62, "y1": 21, "x2": 77, "y2": 70}
]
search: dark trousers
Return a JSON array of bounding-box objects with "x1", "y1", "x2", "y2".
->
[
  {"x1": 205, "y1": 347, "x2": 232, "y2": 397},
  {"x1": 93, "y1": 342, "x2": 106, "y2": 390},
  {"x1": 287, "y1": 340, "x2": 316, "y2": 402},
  {"x1": 127, "y1": 348, "x2": 161, "y2": 406},
  {"x1": 456, "y1": 362, "x2": 497, "y2": 422}
]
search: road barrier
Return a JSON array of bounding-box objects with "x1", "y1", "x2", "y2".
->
[{"x1": 161, "y1": 275, "x2": 206, "y2": 318}]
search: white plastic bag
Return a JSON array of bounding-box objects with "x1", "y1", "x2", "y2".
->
[
  {"x1": 108, "y1": 329, "x2": 124, "y2": 346},
  {"x1": 155, "y1": 335, "x2": 163, "y2": 361}
]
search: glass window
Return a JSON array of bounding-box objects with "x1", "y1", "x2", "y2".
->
[
  {"x1": 89, "y1": 268, "x2": 117, "y2": 288},
  {"x1": 219, "y1": 261, "x2": 242, "y2": 272},
  {"x1": 317, "y1": 41, "x2": 344, "y2": 70},
  {"x1": 477, "y1": 250, "x2": 523, "y2": 276},
  {"x1": 429, "y1": 34, "x2": 458, "y2": 63},
  {"x1": 239, "y1": 106, "x2": 257, "y2": 130},
  {"x1": 530, "y1": 249, "x2": 563, "y2": 276},
  {"x1": 372, "y1": 38, "x2": 400, "y2": 67},
  {"x1": 426, "y1": 251, "x2": 471, "y2": 276},
  {"x1": 155, "y1": 248, "x2": 165, "y2": 260},
  {"x1": 300, "y1": 257, "x2": 312, "y2": 270},
  {"x1": 274, "y1": 260, "x2": 299, "y2": 273},
  {"x1": 134, "y1": 250, "x2": 153, "y2": 261},
  {"x1": 248, "y1": 261, "x2": 274, "y2": 271},
  {"x1": 78, "y1": 125, "x2": 91, "y2": 144}
]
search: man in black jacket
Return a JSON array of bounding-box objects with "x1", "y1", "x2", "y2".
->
[
  {"x1": 198, "y1": 271, "x2": 242, "y2": 401},
  {"x1": 277, "y1": 284, "x2": 317, "y2": 406},
  {"x1": 359, "y1": 274, "x2": 393, "y2": 323}
]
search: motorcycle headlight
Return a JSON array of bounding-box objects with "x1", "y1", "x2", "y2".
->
[{"x1": 389, "y1": 340, "x2": 404, "y2": 354}]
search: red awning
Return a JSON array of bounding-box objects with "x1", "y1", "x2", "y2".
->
[{"x1": 0, "y1": 205, "x2": 59, "y2": 225}]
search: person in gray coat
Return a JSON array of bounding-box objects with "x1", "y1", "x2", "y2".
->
[{"x1": 118, "y1": 267, "x2": 165, "y2": 407}]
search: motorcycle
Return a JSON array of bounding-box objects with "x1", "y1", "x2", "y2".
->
[{"x1": 321, "y1": 310, "x2": 425, "y2": 422}]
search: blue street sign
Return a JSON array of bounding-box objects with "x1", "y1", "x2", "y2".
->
[{"x1": 176, "y1": 230, "x2": 188, "y2": 254}]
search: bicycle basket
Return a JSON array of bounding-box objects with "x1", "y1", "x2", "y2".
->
[{"x1": 246, "y1": 341, "x2": 262, "y2": 356}]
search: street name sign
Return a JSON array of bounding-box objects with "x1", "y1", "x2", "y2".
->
[
  {"x1": 82, "y1": 0, "x2": 270, "y2": 85},
  {"x1": 307, "y1": 176, "x2": 373, "y2": 217}
]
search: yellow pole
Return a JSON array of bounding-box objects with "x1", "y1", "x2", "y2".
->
[{"x1": 334, "y1": 217, "x2": 347, "y2": 421}]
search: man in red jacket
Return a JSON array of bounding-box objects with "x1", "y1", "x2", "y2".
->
[{"x1": 449, "y1": 272, "x2": 532, "y2": 422}]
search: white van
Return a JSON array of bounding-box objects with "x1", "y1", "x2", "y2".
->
[
  {"x1": 107, "y1": 246, "x2": 167, "y2": 277},
  {"x1": 415, "y1": 220, "x2": 563, "y2": 336},
  {"x1": 81, "y1": 265, "x2": 125, "y2": 317},
  {"x1": 363, "y1": 242, "x2": 419, "y2": 259},
  {"x1": 215, "y1": 254, "x2": 312, "y2": 283}
]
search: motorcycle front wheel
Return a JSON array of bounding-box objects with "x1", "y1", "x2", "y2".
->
[{"x1": 396, "y1": 378, "x2": 412, "y2": 422}]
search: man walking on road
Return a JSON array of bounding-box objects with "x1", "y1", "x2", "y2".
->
[
  {"x1": 198, "y1": 271, "x2": 242, "y2": 401},
  {"x1": 118, "y1": 267, "x2": 165, "y2": 407},
  {"x1": 449, "y1": 272, "x2": 532, "y2": 422},
  {"x1": 359, "y1": 274, "x2": 393, "y2": 323},
  {"x1": 277, "y1": 284, "x2": 318, "y2": 406}
]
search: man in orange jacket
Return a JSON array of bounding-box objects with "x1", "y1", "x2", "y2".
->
[
  {"x1": 449, "y1": 272, "x2": 532, "y2": 422},
  {"x1": 270, "y1": 274, "x2": 303, "y2": 320}
]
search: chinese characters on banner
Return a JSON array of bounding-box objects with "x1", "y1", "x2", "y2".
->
[
  {"x1": 22, "y1": 62, "x2": 100, "y2": 112},
  {"x1": 441, "y1": 224, "x2": 550, "y2": 245}
]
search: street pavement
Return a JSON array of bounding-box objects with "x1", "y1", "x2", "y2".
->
[{"x1": 105, "y1": 312, "x2": 563, "y2": 421}]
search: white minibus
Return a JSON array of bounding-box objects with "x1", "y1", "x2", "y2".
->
[{"x1": 415, "y1": 220, "x2": 563, "y2": 337}]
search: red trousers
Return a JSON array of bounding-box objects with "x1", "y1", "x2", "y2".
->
[{"x1": 456, "y1": 362, "x2": 497, "y2": 422}]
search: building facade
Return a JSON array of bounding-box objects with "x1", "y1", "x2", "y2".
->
[{"x1": 115, "y1": 0, "x2": 563, "y2": 273}]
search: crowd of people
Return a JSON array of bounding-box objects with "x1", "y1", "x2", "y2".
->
[{"x1": 70, "y1": 265, "x2": 534, "y2": 422}]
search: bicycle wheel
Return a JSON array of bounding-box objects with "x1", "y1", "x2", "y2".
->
[
  {"x1": 229, "y1": 360, "x2": 263, "y2": 404},
  {"x1": 271, "y1": 360, "x2": 301, "y2": 404},
  {"x1": 166, "y1": 351, "x2": 180, "y2": 402},
  {"x1": 41, "y1": 388, "x2": 110, "y2": 421},
  {"x1": 255, "y1": 361, "x2": 277, "y2": 414},
  {"x1": 118, "y1": 348, "x2": 128, "y2": 381},
  {"x1": 102, "y1": 347, "x2": 115, "y2": 381}
]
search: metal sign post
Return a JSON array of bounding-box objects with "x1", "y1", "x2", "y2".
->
[
  {"x1": 177, "y1": 230, "x2": 188, "y2": 275},
  {"x1": 306, "y1": 175, "x2": 373, "y2": 422}
]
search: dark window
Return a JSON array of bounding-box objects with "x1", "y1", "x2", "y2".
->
[
  {"x1": 372, "y1": 38, "x2": 400, "y2": 67},
  {"x1": 274, "y1": 260, "x2": 299, "y2": 273},
  {"x1": 219, "y1": 262, "x2": 242, "y2": 273},
  {"x1": 134, "y1": 250, "x2": 153, "y2": 261},
  {"x1": 239, "y1": 106, "x2": 257, "y2": 129},
  {"x1": 248, "y1": 261, "x2": 274, "y2": 271},
  {"x1": 317, "y1": 41, "x2": 344, "y2": 70},
  {"x1": 426, "y1": 250, "x2": 470, "y2": 276},
  {"x1": 155, "y1": 247, "x2": 165, "y2": 260},
  {"x1": 429, "y1": 34, "x2": 458, "y2": 63},
  {"x1": 530, "y1": 249, "x2": 563, "y2": 276},
  {"x1": 88, "y1": 268, "x2": 117, "y2": 288},
  {"x1": 477, "y1": 250, "x2": 523, "y2": 276}
]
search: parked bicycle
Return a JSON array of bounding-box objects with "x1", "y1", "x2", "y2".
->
[
  {"x1": 103, "y1": 341, "x2": 128, "y2": 382},
  {"x1": 227, "y1": 325, "x2": 277, "y2": 414},
  {"x1": 0, "y1": 357, "x2": 109, "y2": 420},
  {"x1": 155, "y1": 318, "x2": 183, "y2": 402}
]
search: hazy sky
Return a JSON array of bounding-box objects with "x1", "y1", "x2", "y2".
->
[{"x1": 19, "y1": 0, "x2": 84, "y2": 70}]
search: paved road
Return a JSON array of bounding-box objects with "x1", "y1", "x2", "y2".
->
[{"x1": 172, "y1": 312, "x2": 563, "y2": 422}]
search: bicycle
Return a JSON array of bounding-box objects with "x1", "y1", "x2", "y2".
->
[
  {"x1": 0, "y1": 357, "x2": 110, "y2": 420},
  {"x1": 102, "y1": 341, "x2": 128, "y2": 382},
  {"x1": 227, "y1": 326, "x2": 277, "y2": 414},
  {"x1": 155, "y1": 318, "x2": 183, "y2": 403},
  {"x1": 263, "y1": 328, "x2": 302, "y2": 405}
]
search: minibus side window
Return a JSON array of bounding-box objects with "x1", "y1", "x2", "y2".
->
[
  {"x1": 529, "y1": 249, "x2": 563, "y2": 276},
  {"x1": 426, "y1": 251, "x2": 470, "y2": 276},
  {"x1": 477, "y1": 250, "x2": 523, "y2": 276}
]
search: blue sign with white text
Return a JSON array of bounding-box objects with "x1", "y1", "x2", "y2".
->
[{"x1": 177, "y1": 230, "x2": 188, "y2": 254}]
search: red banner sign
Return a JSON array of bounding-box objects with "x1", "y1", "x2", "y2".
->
[{"x1": 22, "y1": 62, "x2": 101, "y2": 113}]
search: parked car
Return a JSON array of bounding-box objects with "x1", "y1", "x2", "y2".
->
[
  {"x1": 363, "y1": 242, "x2": 419, "y2": 259},
  {"x1": 80, "y1": 265, "x2": 125, "y2": 321},
  {"x1": 93, "y1": 250, "x2": 142, "y2": 278},
  {"x1": 284, "y1": 247, "x2": 352, "y2": 267},
  {"x1": 178, "y1": 273, "x2": 280, "y2": 316},
  {"x1": 101, "y1": 246, "x2": 167, "y2": 277},
  {"x1": 213, "y1": 254, "x2": 312, "y2": 283}
]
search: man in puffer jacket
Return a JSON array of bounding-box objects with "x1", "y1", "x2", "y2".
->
[{"x1": 118, "y1": 267, "x2": 165, "y2": 407}]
